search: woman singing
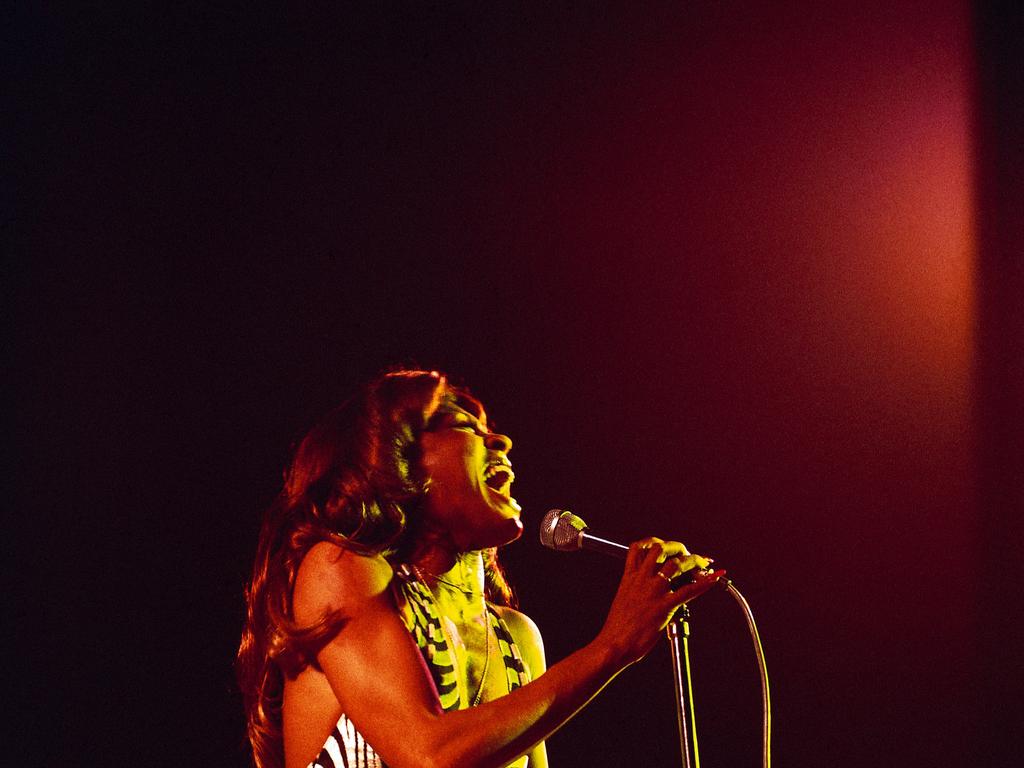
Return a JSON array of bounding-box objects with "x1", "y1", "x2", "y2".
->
[{"x1": 237, "y1": 369, "x2": 723, "y2": 768}]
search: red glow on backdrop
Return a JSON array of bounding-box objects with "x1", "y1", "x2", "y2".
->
[{"x1": 491, "y1": 4, "x2": 982, "y2": 763}]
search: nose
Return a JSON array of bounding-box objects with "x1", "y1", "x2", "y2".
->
[{"x1": 484, "y1": 431, "x2": 512, "y2": 454}]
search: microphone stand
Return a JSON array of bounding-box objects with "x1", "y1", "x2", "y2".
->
[
  {"x1": 537, "y1": 512, "x2": 709, "y2": 766},
  {"x1": 667, "y1": 606, "x2": 699, "y2": 768}
]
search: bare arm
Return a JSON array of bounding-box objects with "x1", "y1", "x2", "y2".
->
[{"x1": 293, "y1": 539, "x2": 721, "y2": 768}]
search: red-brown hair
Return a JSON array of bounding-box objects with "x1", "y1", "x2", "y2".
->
[{"x1": 236, "y1": 370, "x2": 514, "y2": 768}]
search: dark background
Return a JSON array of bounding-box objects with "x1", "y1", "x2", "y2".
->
[{"x1": 10, "y1": 2, "x2": 1021, "y2": 766}]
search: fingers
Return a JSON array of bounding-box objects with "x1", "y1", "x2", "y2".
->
[
  {"x1": 668, "y1": 569, "x2": 727, "y2": 606},
  {"x1": 610, "y1": 542, "x2": 724, "y2": 663},
  {"x1": 655, "y1": 540, "x2": 692, "y2": 563},
  {"x1": 626, "y1": 538, "x2": 660, "y2": 571},
  {"x1": 631, "y1": 536, "x2": 690, "y2": 563},
  {"x1": 631, "y1": 538, "x2": 712, "y2": 576},
  {"x1": 658, "y1": 553, "x2": 713, "y2": 579},
  {"x1": 629, "y1": 537, "x2": 720, "y2": 612}
]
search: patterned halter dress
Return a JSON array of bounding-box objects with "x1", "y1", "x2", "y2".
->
[{"x1": 306, "y1": 565, "x2": 532, "y2": 768}]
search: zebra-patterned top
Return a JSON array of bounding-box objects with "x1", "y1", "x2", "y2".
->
[{"x1": 307, "y1": 566, "x2": 532, "y2": 768}]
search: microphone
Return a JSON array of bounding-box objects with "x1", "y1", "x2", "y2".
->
[
  {"x1": 538, "y1": 509, "x2": 630, "y2": 559},
  {"x1": 540, "y1": 508, "x2": 732, "y2": 591}
]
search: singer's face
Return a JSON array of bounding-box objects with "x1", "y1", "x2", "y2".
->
[{"x1": 417, "y1": 403, "x2": 522, "y2": 551}]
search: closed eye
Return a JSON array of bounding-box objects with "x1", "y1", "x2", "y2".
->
[
  {"x1": 425, "y1": 407, "x2": 492, "y2": 438},
  {"x1": 452, "y1": 421, "x2": 490, "y2": 438}
]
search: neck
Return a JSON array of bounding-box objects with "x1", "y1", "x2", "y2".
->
[{"x1": 411, "y1": 547, "x2": 487, "y2": 598}]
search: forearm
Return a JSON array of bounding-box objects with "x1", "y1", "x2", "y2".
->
[{"x1": 424, "y1": 637, "x2": 624, "y2": 768}]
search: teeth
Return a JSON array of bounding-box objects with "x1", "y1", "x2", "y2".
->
[
  {"x1": 483, "y1": 464, "x2": 514, "y2": 479},
  {"x1": 483, "y1": 462, "x2": 514, "y2": 488}
]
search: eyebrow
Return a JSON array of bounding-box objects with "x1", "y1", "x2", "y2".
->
[{"x1": 428, "y1": 405, "x2": 483, "y2": 428}]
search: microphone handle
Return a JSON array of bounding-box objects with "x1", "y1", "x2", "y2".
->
[{"x1": 580, "y1": 531, "x2": 630, "y2": 559}]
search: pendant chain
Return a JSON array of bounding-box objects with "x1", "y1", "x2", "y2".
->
[{"x1": 412, "y1": 565, "x2": 492, "y2": 707}]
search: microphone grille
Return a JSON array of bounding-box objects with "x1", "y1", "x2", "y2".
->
[{"x1": 539, "y1": 509, "x2": 588, "y2": 551}]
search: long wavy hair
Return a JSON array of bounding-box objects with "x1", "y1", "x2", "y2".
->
[{"x1": 237, "y1": 370, "x2": 515, "y2": 768}]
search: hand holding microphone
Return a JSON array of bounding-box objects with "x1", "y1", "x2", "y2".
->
[
  {"x1": 540, "y1": 509, "x2": 726, "y2": 666},
  {"x1": 539, "y1": 510, "x2": 770, "y2": 765},
  {"x1": 540, "y1": 508, "x2": 723, "y2": 583}
]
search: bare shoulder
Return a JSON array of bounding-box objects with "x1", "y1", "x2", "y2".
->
[
  {"x1": 494, "y1": 605, "x2": 543, "y2": 644},
  {"x1": 494, "y1": 605, "x2": 547, "y2": 673},
  {"x1": 293, "y1": 541, "x2": 394, "y2": 625}
]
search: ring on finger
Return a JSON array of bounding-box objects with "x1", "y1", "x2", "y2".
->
[{"x1": 656, "y1": 570, "x2": 674, "y2": 586}]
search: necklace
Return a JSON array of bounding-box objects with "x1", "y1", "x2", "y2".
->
[
  {"x1": 411, "y1": 565, "x2": 492, "y2": 707},
  {"x1": 471, "y1": 616, "x2": 492, "y2": 707},
  {"x1": 428, "y1": 572, "x2": 483, "y2": 597}
]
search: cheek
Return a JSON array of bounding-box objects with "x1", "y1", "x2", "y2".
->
[
  {"x1": 418, "y1": 436, "x2": 478, "y2": 487},
  {"x1": 417, "y1": 434, "x2": 446, "y2": 475}
]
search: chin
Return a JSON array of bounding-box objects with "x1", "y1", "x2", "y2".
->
[
  {"x1": 483, "y1": 511, "x2": 524, "y2": 549},
  {"x1": 503, "y1": 515, "x2": 525, "y2": 541}
]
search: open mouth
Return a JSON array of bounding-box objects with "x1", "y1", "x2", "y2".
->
[{"x1": 482, "y1": 462, "x2": 515, "y2": 497}]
